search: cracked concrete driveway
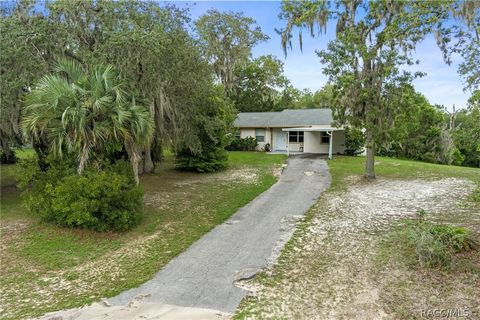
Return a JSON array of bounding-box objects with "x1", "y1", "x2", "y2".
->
[{"x1": 109, "y1": 154, "x2": 331, "y2": 313}]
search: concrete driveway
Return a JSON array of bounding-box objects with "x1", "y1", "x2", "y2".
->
[{"x1": 109, "y1": 154, "x2": 331, "y2": 313}]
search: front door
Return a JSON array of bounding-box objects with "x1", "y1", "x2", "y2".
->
[{"x1": 275, "y1": 130, "x2": 287, "y2": 151}]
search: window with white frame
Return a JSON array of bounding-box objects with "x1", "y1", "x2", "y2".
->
[
  {"x1": 255, "y1": 128, "x2": 265, "y2": 142},
  {"x1": 235, "y1": 130, "x2": 241, "y2": 138},
  {"x1": 289, "y1": 131, "x2": 304, "y2": 143},
  {"x1": 321, "y1": 132, "x2": 330, "y2": 144}
]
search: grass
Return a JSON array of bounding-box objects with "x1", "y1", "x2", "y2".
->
[
  {"x1": 234, "y1": 155, "x2": 480, "y2": 319},
  {"x1": 328, "y1": 155, "x2": 480, "y2": 191},
  {"x1": 11, "y1": 227, "x2": 124, "y2": 270},
  {"x1": 0, "y1": 151, "x2": 286, "y2": 320},
  {"x1": 378, "y1": 215, "x2": 477, "y2": 270}
]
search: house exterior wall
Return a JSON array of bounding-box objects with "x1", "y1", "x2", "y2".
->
[
  {"x1": 240, "y1": 127, "x2": 271, "y2": 151},
  {"x1": 303, "y1": 131, "x2": 345, "y2": 154},
  {"x1": 239, "y1": 127, "x2": 345, "y2": 154},
  {"x1": 240, "y1": 128, "x2": 255, "y2": 139},
  {"x1": 295, "y1": 130, "x2": 345, "y2": 154},
  {"x1": 304, "y1": 132, "x2": 328, "y2": 153}
]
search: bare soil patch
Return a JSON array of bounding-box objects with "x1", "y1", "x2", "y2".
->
[{"x1": 237, "y1": 178, "x2": 479, "y2": 319}]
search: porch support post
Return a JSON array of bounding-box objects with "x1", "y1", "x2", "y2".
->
[
  {"x1": 327, "y1": 131, "x2": 333, "y2": 159},
  {"x1": 287, "y1": 130, "x2": 290, "y2": 156}
]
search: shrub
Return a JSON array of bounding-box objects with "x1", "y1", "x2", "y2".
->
[
  {"x1": 14, "y1": 157, "x2": 77, "y2": 216},
  {"x1": 49, "y1": 171, "x2": 143, "y2": 231},
  {"x1": 428, "y1": 224, "x2": 476, "y2": 252},
  {"x1": 176, "y1": 146, "x2": 228, "y2": 173},
  {"x1": 344, "y1": 127, "x2": 365, "y2": 156},
  {"x1": 400, "y1": 212, "x2": 477, "y2": 268},
  {"x1": 451, "y1": 148, "x2": 465, "y2": 166},
  {"x1": 226, "y1": 137, "x2": 258, "y2": 151},
  {"x1": 471, "y1": 185, "x2": 480, "y2": 203},
  {"x1": 176, "y1": 107, "x2": 229, "y2": 172},
  {"x1": 0, "y1": 150, "x2": 17, "y2": 164},
  {"x1": 413, "y1": 231, "x2": 452, "y2": 268},
  {"x1": 15, "y1": 158, "x2": 143, "y2": 232}
]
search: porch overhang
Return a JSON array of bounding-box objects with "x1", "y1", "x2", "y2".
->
[
  {"x1": 282, "y1": 126, "x2": 343, "y2": 159},
  {"x1": 281, "y1": 126, "x2": 344, "y2": 132}
]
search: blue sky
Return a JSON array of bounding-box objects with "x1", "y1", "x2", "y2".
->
[{"x1": 173, "y1": 0, "x2": 469, "y2": 111}]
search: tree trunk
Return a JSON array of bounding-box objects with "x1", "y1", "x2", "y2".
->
[
  {"x1": 33, "y1": 137, "x2": 49, "y2": 171},
  {"x1": 151, "y1": 137, "x2": 163, "y2": 163},
  {"x1": 138, "y1": 157, "x2": 144, "y2": 175},
  {"x1": 143, "y1": 144, "x2": 154, "y2": 173},
  {"x1": 132, "y1": 152, "x2": 140, "y2": 185},
  {"x1": 77, "y1": 144, "x2": 89, "y2": 175},
  {"x1": 125, "y1": 143, "x2": 140, "y2": 185},
  {"x1": 365, "y1": 128, "x2": 376, "y2": 179}
]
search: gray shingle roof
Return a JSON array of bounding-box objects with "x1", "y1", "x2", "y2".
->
[{"x1": 234, "y1": 109, "x2": 333, "y2": 127}]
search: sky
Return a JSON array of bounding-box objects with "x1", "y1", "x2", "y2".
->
[{"x1": 173, "y1": 0, "x2": 470, "y2": 111}]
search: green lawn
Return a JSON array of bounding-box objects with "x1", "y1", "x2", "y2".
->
[
  {"x1": 328, "y1": 155, "x2": 480, "y2": 190},
  {"x1": 0, "y1": 151, "x2": 286, "y2": 320}
]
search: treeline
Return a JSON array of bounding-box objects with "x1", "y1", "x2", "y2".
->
[
  {"x1": 0, "y1": 1, "x2": 270, "y2": 231},
  {"x1": 1, "y1": 1, "x2": 478, "y2": 173},
  {"x1": 378, "y1": 86, "x2": 479, "y2": 168},
  {"x1": 279, "y1": 84, "x2": 480, "y2": 168},
  {"x1": 0, "y1": 2, "x2": 326, "y2": 168},
  {"x1": 0, "y1": 1, "x2": 237, "y2": 174}
]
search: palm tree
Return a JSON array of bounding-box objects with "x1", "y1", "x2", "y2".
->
[{"x1": 22, "y1": 59, "x2": 153, "y2": 184}]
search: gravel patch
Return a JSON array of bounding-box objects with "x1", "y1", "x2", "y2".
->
[{"x1": 240, "y1": 177, "x2": 476, "y2": 319}]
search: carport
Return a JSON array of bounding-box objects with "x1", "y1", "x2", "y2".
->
[{"x1": 282, "y1": 126, "x2": 344, "y2": 159}]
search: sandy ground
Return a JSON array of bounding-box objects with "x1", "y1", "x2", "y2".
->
[
  {"x1": 238, "y1": 177, "x2": 478, "y2": 319},
  {"x1": 35, "y1": 299, "x2": 229, "y2": 320}
]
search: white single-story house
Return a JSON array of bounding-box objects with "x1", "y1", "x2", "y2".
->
[{"x1": 234, "y1": 109, "x2": 345, "y2": 159}]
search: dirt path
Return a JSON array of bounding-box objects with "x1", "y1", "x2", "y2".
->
[{"x1": 238, "y1": 177, "x2": 477, "y2": 319}]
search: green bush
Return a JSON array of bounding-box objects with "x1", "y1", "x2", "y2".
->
[
  {"x1": 413, "y1": 231, "x2": 452, "y2": 268},
  {"x1": 400, "y1": 213, "x2": 477, "y2": 268},
  {"x1": 471, "y1": 185, "x2": 480, "y2": 203},
  {"x1": 15, "y1": 158, "x2": 143, "y2": 231},
  {"x1": 344, "y1": 127, "x2": 365, "y2": 156},
  {"x1": 49, "y1": 171, "x2": 143, "y2": 231},
  {"x1": 226, "y1": 137, "x2": 258, "y2": 151},
  {"x1": 429, "y1": 224, "x2": 476, "y2": 252},
  {"x1": 176, "y1": 117, "x2": 229, "y2": 173},
  {"x1": 0, "y1": 149, "x2": 17, "y2": 164},
  {"x1": 176, "y1": 146, "x2": 228, "y2": 173},
  {"x1": 451, "y1": 148, "x2": 466, "y2": 166}
]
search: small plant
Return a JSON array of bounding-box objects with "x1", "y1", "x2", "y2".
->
[
  {"x1": 413, "y1": 231, "x2": 452, "y2": 268},
  {"x1": 416, "y1": 208, "x2": 428, "y2": 220},
  {"x1": 471, "y1": 184, "x2": 480, "y2": 203},
  {"x1": 429, "y1": 224, "x2": 476, "y2": 252},
  {"x1": 385, "y1": 210, "x2": 477, "y2": 269}
]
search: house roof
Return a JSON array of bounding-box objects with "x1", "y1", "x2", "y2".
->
[
  {"x1": 234, "y1": 109, "x2": 335, "y2": 128},
  {"x1": 282, "y1": 125, "x2": 343, "y2": 132}
]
